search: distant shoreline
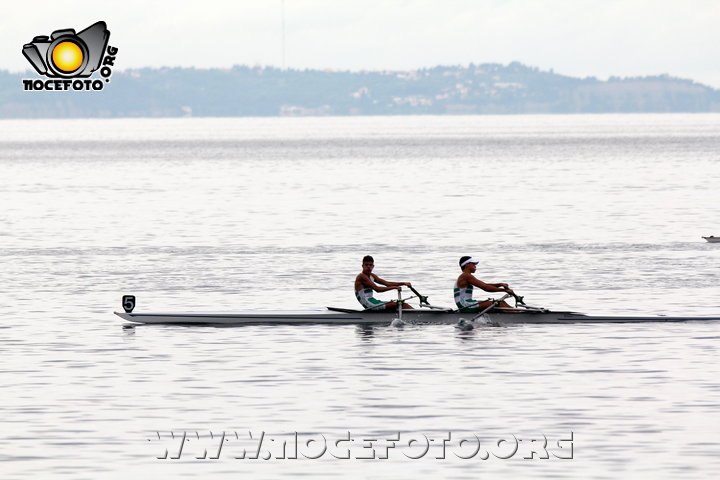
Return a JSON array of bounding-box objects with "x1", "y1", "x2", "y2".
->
[{"x1": 2, "y1": 62, "x2": 719, "y2": 118}]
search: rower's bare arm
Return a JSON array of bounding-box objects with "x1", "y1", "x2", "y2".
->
[
  {"x1": 354, "y1": 273, "x2": 368, "y2": 291},
  {"x1": 491, "y1": 282, "x2": 514, "y2": 294},
  {"x1": 368, "y1": 275, "x2": 399, "y2": 292},
  {"x1": 373, "y1": 282, "x2": 400, "y2": 293},
  {"x1": 469, "y1": 276, "x2": 511, "y2": 293},
  {"x1": 379, "y1": 279, "x2": 412, "y2": 288}
]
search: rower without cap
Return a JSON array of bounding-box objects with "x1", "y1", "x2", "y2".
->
[
  {"x1": 454, "y1": 256, "x2": 515, "y2": 312},
  {"x1": 355, "y1": 255, "x2": 414, "y2": 310}
]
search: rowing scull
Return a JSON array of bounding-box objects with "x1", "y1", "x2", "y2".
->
[{"x1": 114, "y1": 308, "x2": 720, "y2": 325}]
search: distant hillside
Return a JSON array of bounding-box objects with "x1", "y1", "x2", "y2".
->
[{"x1": 2, "y1": 62, "x2": 719, "y2": 118}]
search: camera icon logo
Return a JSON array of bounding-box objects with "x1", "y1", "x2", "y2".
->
[{"x1": 22, "y1": 21, "x2": 110, "y2": 78}]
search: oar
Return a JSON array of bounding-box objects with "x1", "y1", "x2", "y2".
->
[
  {"x1": 407, "y1": 285, "x2": 450, "y2": 309},
  {"x1": 388, "y1": 288, "x2": 409, "y2": 327},
  {"x1": 471, "y1": 293, "x2": 512, "y2": 321},
  {"x1": 502, "y1": 292, "x2": 549, "y2": 312},
  {"x1": 397, "y1": 288, "x2": 403, "y2": 322},
  {"x1": 408, "y1": 285, "x2": 430, "y2": 306}
]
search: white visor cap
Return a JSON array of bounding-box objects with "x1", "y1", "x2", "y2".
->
[{"x1": 460, "y1": 257, "x2": 480, "y2": 268}]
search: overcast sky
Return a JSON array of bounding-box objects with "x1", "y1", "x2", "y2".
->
[{"x1": 3, "y1": 0, "x2": 719, "y2": 87}]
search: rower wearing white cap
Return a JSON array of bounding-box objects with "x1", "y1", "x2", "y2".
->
[{"x1": 454, "y1": 256, "x2": 515, "y2": 312}]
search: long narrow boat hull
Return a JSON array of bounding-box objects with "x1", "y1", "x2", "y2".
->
[{"x1": 114, "y1": 309, "x2": 720, "y2": 325}]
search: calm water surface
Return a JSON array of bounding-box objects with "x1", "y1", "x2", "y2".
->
[{"x1": 1, "y1": 115, "x2": 720, "y2": 479}]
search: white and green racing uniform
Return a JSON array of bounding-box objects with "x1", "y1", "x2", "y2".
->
[
  {"x1": 355, "y1": 287, "x2": 387, "y2": 310},
  {"x1": 453, "y1": 280, "x2": 482, "y2": 312}
]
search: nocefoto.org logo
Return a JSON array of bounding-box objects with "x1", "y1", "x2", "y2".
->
[{"x1": 22, "y1": 21, "x2": 118, "y2": 92}]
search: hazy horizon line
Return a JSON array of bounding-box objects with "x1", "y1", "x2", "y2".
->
[{"x1": 2, "y1": 62, "x2": 714, "y2": 87}]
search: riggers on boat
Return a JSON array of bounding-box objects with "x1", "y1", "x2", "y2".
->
[{"x1": 114, "y1": 294, "x2": 720, "y2": 326}]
